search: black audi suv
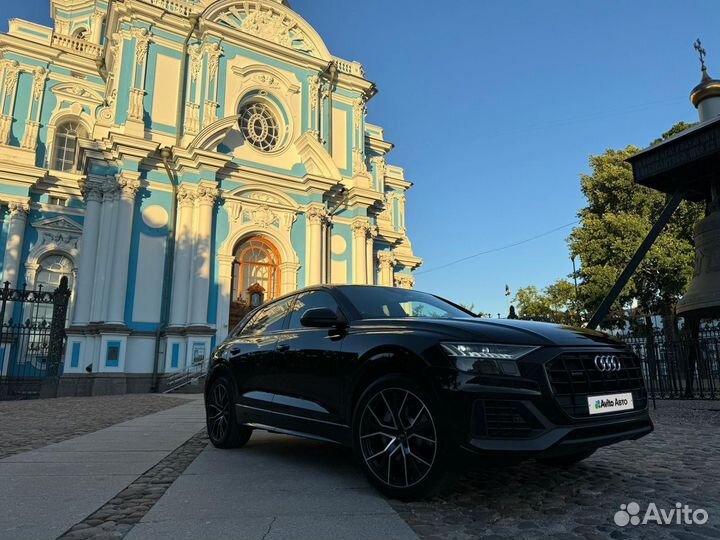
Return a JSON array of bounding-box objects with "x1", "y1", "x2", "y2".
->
[{"x1": 204, "y1": 285, "x2": 653, "y2": 500}]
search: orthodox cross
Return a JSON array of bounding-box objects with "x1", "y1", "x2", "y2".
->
[{"x1": 695, "y1": 38, "x2": 707, "y2": 72}]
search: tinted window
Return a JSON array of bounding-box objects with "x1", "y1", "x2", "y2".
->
[
  {"x1": 288, "y1": 291, "x2": 339, "y2": 329},
  {"x1": 339, "y1": 287, "x2": 473, "y2": 319},
  {"x1": 241, "y1": 296, "x2": 294, "y2": 335}
]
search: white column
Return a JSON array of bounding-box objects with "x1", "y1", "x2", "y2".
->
[
  {"x1": 305, "y1": 204, "x2": 327, "y2": 286},
  {"x1": 351, "y1": 218, "x2": 370, "y2": 285},
  {"x1": 190, "y1": 184, "x2": 219, "y2": 326},
  {"x1": 107, "y1": 174, "x2": 141, "y2": 325},
  {"x1": 72, "y1": 183, "x2": 103, "y2": 325},
  {"x1": 169, "y1": 186, "x2": 195, "y2": 326},
  {"x1": 216, "y1": 253, "x2": 235, "y2": 343},
  {"x1": 378, "y1": 251, "x2": 396, "y2": 287},
  {"x1": 366, "y1": 226, "x2": 376, "y2": 285},
  {"x1": 92, "y1": 180, "x2": 118, "y2": 322},
  {"x1": 2, "y1": 202, "x2": 30, "y2": 287}
]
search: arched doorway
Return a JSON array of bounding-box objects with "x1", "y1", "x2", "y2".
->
[{"x1": 229, "y1": 236, "x2": 281, "y2": 329}]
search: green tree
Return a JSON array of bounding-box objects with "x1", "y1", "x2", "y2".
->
[
  {"x1": 569, "y1": 122, "x2": 704, "y2": 330},
  {"x1": 513, "y1": 281, "x2": 577, "y2": 325}
]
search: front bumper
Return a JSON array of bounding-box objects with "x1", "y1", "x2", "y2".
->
[{"x1": 432, "y1": 346, "x2": 654, "y2": 459}]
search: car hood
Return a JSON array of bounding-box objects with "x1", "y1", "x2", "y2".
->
[{"x1": 359, "y1": 317, "x2": 623, "y2": 347}]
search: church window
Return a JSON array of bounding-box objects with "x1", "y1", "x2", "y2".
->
[
  {"x1": 52, "y1": 121, "x2": 86, "y2": 172},
  {"x1": 34, "y1": 254, "x2": 74, "y2": 323},
  {"x1": 238, "y1": 102, "x2": 280, "y2": 152}
]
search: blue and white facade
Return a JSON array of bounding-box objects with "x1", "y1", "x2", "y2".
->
[{"x1": 0, "y1": 0, "x2": 421, "y2": 392}]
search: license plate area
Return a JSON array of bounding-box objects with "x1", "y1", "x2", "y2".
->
[{"x1": 588, "y1": 392, "x2": 634, "y2": 415}]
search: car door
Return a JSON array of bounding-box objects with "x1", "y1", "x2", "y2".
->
[
  {"x1": 271, "y1": 290, "x2": 347, "y2": 425},
  {"x1": 227, "y1": 296, "x2": 294, "y2": 417}
]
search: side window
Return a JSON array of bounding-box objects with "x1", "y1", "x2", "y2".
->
[
  {"x1": 241, "y1": 296, "x2": 294, "y2": 336},
  {"x1": 288, "y1": 291, "x2": 339, "y2": 330}
]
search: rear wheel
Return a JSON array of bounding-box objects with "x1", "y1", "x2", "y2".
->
[
  {"x1": 538, "y1": 449, "x2": 595, "y2": 466},
  {"x1": 353, "y1": 376, "x2": 451, "y2": 501},
  {"x1": 206, "y1": 376, "x2": 252, "y2": 449}
]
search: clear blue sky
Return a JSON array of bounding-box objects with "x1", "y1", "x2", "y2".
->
[{"x1": 5, "y1": 1, "x2": 719, "y2": 315}]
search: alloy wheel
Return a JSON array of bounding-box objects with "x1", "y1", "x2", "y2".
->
[
  {"x1": 207, "y1": 382, "x2": 230, "y2": 442},
  {"x1": 359, "y1": 388, "x2": 438, "y2": 488}
]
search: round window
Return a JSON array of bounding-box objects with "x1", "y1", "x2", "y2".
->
[{"x1": 238, "y1": 102, "x2": 280, "y2": 152}]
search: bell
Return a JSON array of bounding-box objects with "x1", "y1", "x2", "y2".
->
[{"x1": 677, "y1": 210, "x2": 720, "y2": 318}]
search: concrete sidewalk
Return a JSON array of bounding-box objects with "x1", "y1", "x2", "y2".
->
[
  {"x1": 0, "y1": 397, "x2": 205, "y2": 540},
  {"x1": 125, "y1": 432, "x2": 418, "y2": 540},
  {"x1": 1, "y1": 394, "x2": 418, "y2": 540}
]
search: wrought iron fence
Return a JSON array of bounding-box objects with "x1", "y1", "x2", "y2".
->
[
  {"x1": 621, "y1": 329, "x2": 720, "y2": 400},
  {"x1": 0, "y1": 278, "x2": 71, "y2": 400}
]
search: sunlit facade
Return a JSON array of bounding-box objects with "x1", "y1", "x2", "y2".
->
[{"x1": 0, "y1": 0, "x2": 421, "y2": 392}]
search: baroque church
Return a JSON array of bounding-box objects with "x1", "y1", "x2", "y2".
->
[{"x1": 0, "y1": 0, "x2": 421, "y2": 393}]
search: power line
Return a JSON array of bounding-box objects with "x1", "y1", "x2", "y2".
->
[{"x1": 416, "y1": 220, "x2": 580, "y2": 275}]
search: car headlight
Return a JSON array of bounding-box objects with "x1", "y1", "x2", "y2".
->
[{"x1": 440, "y1": 343, "x2": 539, "y2": 376}]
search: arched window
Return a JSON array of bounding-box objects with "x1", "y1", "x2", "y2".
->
[
  {"x1": 52, "y1": 121, "x2": 87, "y2": 172},
  {"x1": 35, "y1": 254, "x2": 74, "y2": 322},
  {"x1": 229, "y1": 237, "x2": 281, "y2": 328},
  {"x1": 71, "y1": 27, "x2": 88, "y2": 40}
]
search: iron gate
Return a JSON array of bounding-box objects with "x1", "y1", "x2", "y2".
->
[
  {"x1": 623, "y1": 330, "x2": 720, "y2": 400},
  {"x1": 0, "y1": 277, "x2": 71, "y2": 400}
]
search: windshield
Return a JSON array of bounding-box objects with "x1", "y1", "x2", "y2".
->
[{"x1": 339, "y1": 287, "x2": 474, "y2": 320}]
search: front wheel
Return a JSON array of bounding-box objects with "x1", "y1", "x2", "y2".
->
[
  {"x1": 206, "y1": 376, "x2": 252, "y2": 449},
  {"x1": 353, "y1": 376, "x2": 451, "y2": 501}
]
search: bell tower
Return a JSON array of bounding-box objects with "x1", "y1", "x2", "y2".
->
[{"x1": 50, "y1": 0, "x2": 107, "y2": 44}]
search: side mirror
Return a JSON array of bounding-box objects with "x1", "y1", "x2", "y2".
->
[{"x1": 300, "y1": 308, "x2": 344, "y2": 328}]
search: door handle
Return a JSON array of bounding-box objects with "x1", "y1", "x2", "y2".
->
[{"x1": 276, "y1": 344, "x2": 290, "y2": 352}]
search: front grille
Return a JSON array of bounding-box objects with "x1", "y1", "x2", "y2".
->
[
  {"x1": 546, "y1": 351, "x2": 648, "y2": 418},
  {"x1": 474, "y1": 400, "x2": 543, "y2": 438}
]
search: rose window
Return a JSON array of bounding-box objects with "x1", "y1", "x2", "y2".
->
[{"x1": 238, "y1": 102, "x2": 280, "y2": 152}]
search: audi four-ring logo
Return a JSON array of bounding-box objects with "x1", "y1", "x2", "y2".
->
[{"x1": 594, "y1": 355, "x2": 622, "y2": 372}]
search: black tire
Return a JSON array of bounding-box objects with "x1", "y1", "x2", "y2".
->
[
  {"x1": 206, "y1": 376, "x2": 252, "y2": 449},
  {"x1": 538, "y1": 449, "x2": 596, "y2": 466},
  {"x1": 353, "y1": 375, "x2": 451, "y2": 501}
]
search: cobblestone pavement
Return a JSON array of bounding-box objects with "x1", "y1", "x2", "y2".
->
[
  {"x1": 0, "y1": 395, "x2": 189, "y2": 459},
  {"x1": 57, "y1": 430, "x2": 208, "y2": 540},
  {"x1": 391, "y1": 401, "x2": 720, "y2": 540}
]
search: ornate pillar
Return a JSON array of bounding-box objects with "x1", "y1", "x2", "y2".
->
[
  {"x1": 107, "y1": 173, "x2": 141, "y2": 325},
  {"x1": 377, "y1": 251, "x2": 396, "y2": 287},
  {"x1": 2, "y1": 202, "x2": 30, "y2": 287},
  {"x1": 0, "y1": 60, "x2": 20, "y2": 146},
  {"x1": 190, "y1": 184, "x2": 219, "y2": 326},
  {"x1": 216, "y1": 253, "x2": 235, "y2": 343},
  {"x1": 169, "y1": 186, "x2": 196, "y2": 326},
  {"x1": 92, "y1": 180, "x2": 118, "y2": 322},
  {"x1": 72, "y1": 182, "x2": 103, "y2": 325},
  {"x1": 366, "y1": 226, "x2": 377, "y2": 285},
  {"x1": 305, "y1": 204, "x2": 328, "y2": 286},
  {"x1": 351, "y1": 218, "x2": 371, "y2": 285}
]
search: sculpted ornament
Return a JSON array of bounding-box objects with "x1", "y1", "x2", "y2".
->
[
  {"x1": 31, "y1": 67, "x2": 47, "y2": 101},
  {"x1": 351, "y1": 219, "x2": 371, "y2": 239},
  {"x1": 306, "y1": 205, "x2": 329, "y2": 225},
  {"x1": 8, "y1": 201, "x2": 30, "y2": 218},
  {"x1": 308, "y1": 75, "x2": 320, "y2": 110},
  {"x1": 197, "y1": 185, "x2": 220, "y2": 205},
  {"x1": 4, "y1": 61, "x2": 20, "y2": 94},
  {"x1": 132, "y1": 28, "x2": 151, "y2": 65},
  {"x1": 205, "y1": 43, "x2": 223, "y2": 80},
  {"x1": 377, "y1": 251, "x2": 396, "y2": 270},
  {"x1": 395, "y1": 274, "x2": 415, "y2": 290}
]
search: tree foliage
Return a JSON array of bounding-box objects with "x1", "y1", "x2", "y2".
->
[
  {"x1": 513, "y1": 281, "x2": 578, "y2": 325},
  {"x1": 515, "y1": 122, "x2": 704, "y2": 330}
]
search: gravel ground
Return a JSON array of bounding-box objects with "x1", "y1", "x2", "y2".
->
[
  {"x1": 0, "y1": 394, "x2": 189, "y2": 459},
  {"x1": 391, "y1": 401, "x2": 720, "y2": 540}
]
